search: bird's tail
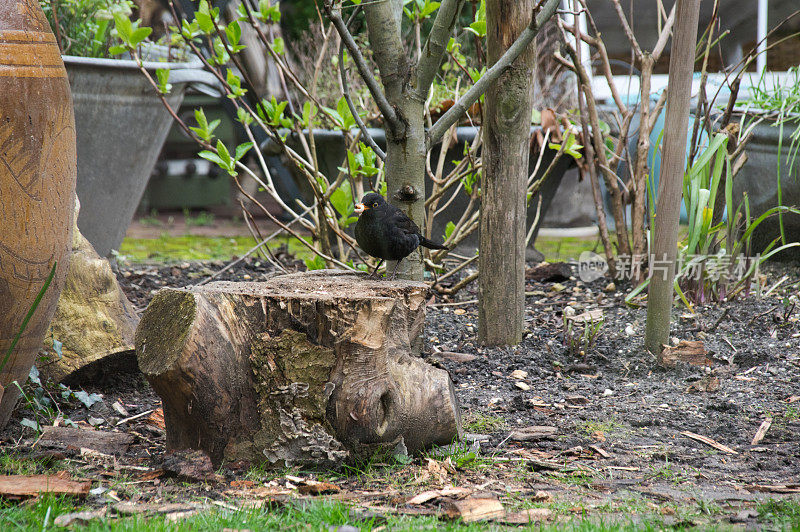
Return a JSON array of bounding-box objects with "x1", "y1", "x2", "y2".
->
[{"x1": 419, "y1": 236, "x2": 449, "y2": 250}]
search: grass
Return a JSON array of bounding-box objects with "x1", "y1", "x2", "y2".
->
[
  {"x1": 5, "y1": 493, "x2": 782, "y2": 531},
  {"x1": 462, "y1": 412, "x2": 507, "y2": 433},
  {"x1": 118, "y1": 235, "x2": 314, "y2": 264}
]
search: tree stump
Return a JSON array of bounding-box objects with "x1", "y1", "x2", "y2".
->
[
  {"x1": 135, "y1": 270, "x2": 462, "y2": 468},
  {"x1": 40, "y1": 197, "x2": 139, "y2": 384}
]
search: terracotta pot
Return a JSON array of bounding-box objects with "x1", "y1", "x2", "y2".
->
[{"x1": 0, "y1": 0, "x2": 76, "y2": 427}]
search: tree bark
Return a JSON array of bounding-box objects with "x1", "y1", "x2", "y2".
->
[
  {"x1": 478, "y1": 0, "x2": 537, "y2": 346},
  {"x1": 644, "y1": 0, "x2": 702, "y2": 359},
  {"x1": 135, "y1": 270, "x2": 461, "y2": 467}
]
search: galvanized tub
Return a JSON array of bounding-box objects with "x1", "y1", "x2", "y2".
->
[{"x1": 65, "y1": 47, "x2": 219, "y2": 257}]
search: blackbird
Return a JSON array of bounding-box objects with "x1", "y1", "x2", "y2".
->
[{"x1": 354, "y1": 192, "x2": 448, "y2": 279}]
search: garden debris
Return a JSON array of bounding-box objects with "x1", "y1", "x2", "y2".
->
[
  {"x1": 750, "y1": 417, "x2": 772, "y2": 445},
  {"x1": 526, "y1": 262, "x2": 572, "y2": 282},
  {"x1": 686, "y1": 375, "x2": 720, "y2": 393},
  {"x1": 444, "y1": 497, "x2": 504, "y2": 522},
  {"x1": 161, "y1": 449, "x2": 221, "y2": 483},
  {"x1": 566, "y1": 309, "x2": 603, "y2": 324},
  {"x1": 0, "y1": 474, "x2": 91, "y2": 500},
  {"x1": 115, "y1": 409, "x2": 154, "y2": 426},
  {"x1": 113, "y1": 502, "x2": 208, "y2": 518},
  {"x1": 500, "y1": 508, "x2": 552, "y2": 524},
  {"x1": 296, "y1": 480, "x2": 341, "y2": 496},
  {"x1": 53, "y1": 508, "x2": 107, "y2": 527},
  {"x1": 588, "y1": 445, "x2": 611, "y2": 458},
  {"x1": 661, "y1": 341, "x2": 712, "y2": 368},
  {"x1": 38, "y1": 426, "x2": 133, "y2": 456},
  {"x1": 515, "y1": 382, "x2": 531, "y2": 391},
  {"x1": 680, "y1": 431, "x2": 738, "y2": 454},
  {"x1": 438, "y1": 352, "x2": 477, "y2": 363},
  {"x1": 509, "y1": 426, "x2": 557, "y2": 441},
  {"x1": 406, "y1": 487, "x2": 471, "y2": 505},
  {"x1": 111, "y1": 401, "x2": 129, "y2": 417},
  {"x1": 146, "y1": 408, "x2": 165, "y2": 430},
  {"x1": 566, "y1": 395, "x2": 589, "y2": 405},
  {"x1": 747, "y1": 484, "x2": 800, "y2": 493},
  {"x1": 509, "y1": 370, "x2": 528, "y2": 380},
  {"x1": 730, "y1": 509, "x2": 759, "y2": 523}
]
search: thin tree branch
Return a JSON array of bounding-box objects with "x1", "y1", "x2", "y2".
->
[
  {"x1": 416, "y1": 0, "x2": 466, "y2": 100},
  {"x1": 651, "y1": 3, "x2": 677, "y2": 60},
  {"x1": 427, "y1": 0, "x2": 561, "y2": 146},
  {"x1": 323, "y1": 1, "x2": 403, "y2": 134},
  {"x1": 339, "y1": 34, "x2": 387, "y2": 160},
  {"x1": 609, "y1": 0, "x2": 642, "y2": 59}
]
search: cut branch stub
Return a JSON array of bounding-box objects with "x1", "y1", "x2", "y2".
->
[{"x1": 135, "y1": 270, "x2": 461, "y2": 468}]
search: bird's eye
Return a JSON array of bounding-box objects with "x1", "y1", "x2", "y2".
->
[{"x1": 372, "y1": 202, "x2": 378, "y2": 208}]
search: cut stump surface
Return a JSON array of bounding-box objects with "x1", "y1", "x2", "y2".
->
[{"x1": 135, "y1": 270, "x2": 461, "y2": 467}]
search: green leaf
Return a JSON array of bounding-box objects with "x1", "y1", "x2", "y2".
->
[
  {"x1": 130, "y1": 26, "x2": 152, "y2": 46},
  {"x1": 444, "y1": 221, "x2": 455, "y2": 241},
  {"x1": 198, "y1": 150, "x2": 226, "y2": 167},
  {"x1": 234, "y1": 142, "x2": 254, "y2": 161},
  {"x1": 226, "y1": 20, "x2": 242, "y2": 47},
  {"x1": 216, "y1": 139, "x2": 232, "y2": 166},
  {"x1": 419, "y1": 1, "x2": 441, "y2": 18},
  {"x1": 272, "y1": 36, "x2": 284, "y2": 55}
]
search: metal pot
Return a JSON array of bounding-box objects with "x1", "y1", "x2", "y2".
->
[{"x1": 65, "y1": 45, "x2": 220, "y2": 257}]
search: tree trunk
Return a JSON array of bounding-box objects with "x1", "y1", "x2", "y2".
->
[
  {"x1": 478, "y1": 0, "x2": 537, "y2": 346},
  {"x1": 135, "y1": 270, "x2": 461, "y2": 467},
  {"x1": 363, "y1": 2, "x2": 426, "y2": 281},
  {"x1": 644, "y1": 0, "x2": 702, "y2": 359}
]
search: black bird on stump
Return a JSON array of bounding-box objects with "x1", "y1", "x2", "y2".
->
[{"x1": 354, "y1": 192, "x2": 448, "y2": 279}]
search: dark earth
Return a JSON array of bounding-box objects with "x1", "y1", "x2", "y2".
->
[{"x1": 1, "y1": 255, "x2": 798, "y2": 527}]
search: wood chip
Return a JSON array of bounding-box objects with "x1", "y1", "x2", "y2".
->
[
  {"x1": 680, "y1": 431, "x2": 738, "y2": 454},
  {"x1": 750, "y1": 417, "x2": 772, "y2": 446},
  {"x1": 407, "y1": 487, "x2": 471, "y2": 505},
  {"x1": 509, "y1": 370, "x2": 528, "y2": 380},
  {"x1": 589, "y1": 445, "x2": 611, "y2": 458},
  {"x1": 514, "y1": 381, "x2": 531, "y2": 391},
  {"x1": 565, "y1": 395, "x2": 589, "y2": 405},
  {"x1": 146, "y1": 408, "x2": 165, "y2": 430},
  {"x1": 444, "y1": 497, "x2": 504, "y2": 522},
  {"x1": 113, "y1": 502, "x2": 203, "y2": 515},
  {"x1": 661, "y1": 341, "x2": 712, "y2": 368},
  {"x1": 438, "y1": 352, "x2": 477, "y2": 363},
  {"x1": 0, "y1": 475, "x2": 91, "y2": 499},
  {"x1": 567, "y1": 309, "x2": 603, "y2": 324},
  {"x1": 53, "y1": 508, "x2": 107, "y2": 527},
  {"x1": 39, "y1": 426, "x2": 133, "y2": 456},
  {"x1": 500, "y1": 508, "x2": 552, "y2": 524},
  {"x1": 296, "y1": 480, "x2": 340, "y2": 495},
  {"x1": 509, "y1": 426, "x2": 557, "y2": 441},
  {"x1": 686, "y1": 375, "x2": 720, "y2": 393},
  {"x1": 748, "y1": 484, "x2": 800, "y2": 494}
]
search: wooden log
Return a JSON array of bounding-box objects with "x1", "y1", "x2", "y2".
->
[{"x1": 135, "y1": 270, "x2": 462, "y2": 468}]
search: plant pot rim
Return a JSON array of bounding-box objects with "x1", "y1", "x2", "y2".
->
[{"x1": 62, "y1": 44, "x2": 203, "y2": 72}]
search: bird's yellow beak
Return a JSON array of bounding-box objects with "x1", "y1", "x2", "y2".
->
[{"x1": 354, "y1": 203, "x2": 366, "y2": 215}]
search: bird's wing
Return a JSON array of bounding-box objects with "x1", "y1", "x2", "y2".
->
[{"x1": 388, "y1": 208, "x2": 421, "y2": 236}]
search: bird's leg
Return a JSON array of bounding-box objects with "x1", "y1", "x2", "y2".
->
[
  {"x1": 367, "y1": 259, "x2": 384, "y2": 279},
  {"x1": 388, "y1": 259, "x2": 403, "y2": 280}
]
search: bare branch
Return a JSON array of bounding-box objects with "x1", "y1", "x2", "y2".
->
[
  {"x1": 323, "y1": 1, "x2": 403, "y2": 134},
  {"x1": 416, "y1": 0, "x2": 466, "y2": 100},
  {"x1": 651, "y1": 3, "x2": 677, "y2": 60},
  {"x1": 427, "y1": 0, "x2": 561, "y2": 146},
  {"x1": 339, "y1": 37, "x2": 387, "y2": 160},
  {"x1": 609, "y1": 0, "x2": 642, "y2": 59}
]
